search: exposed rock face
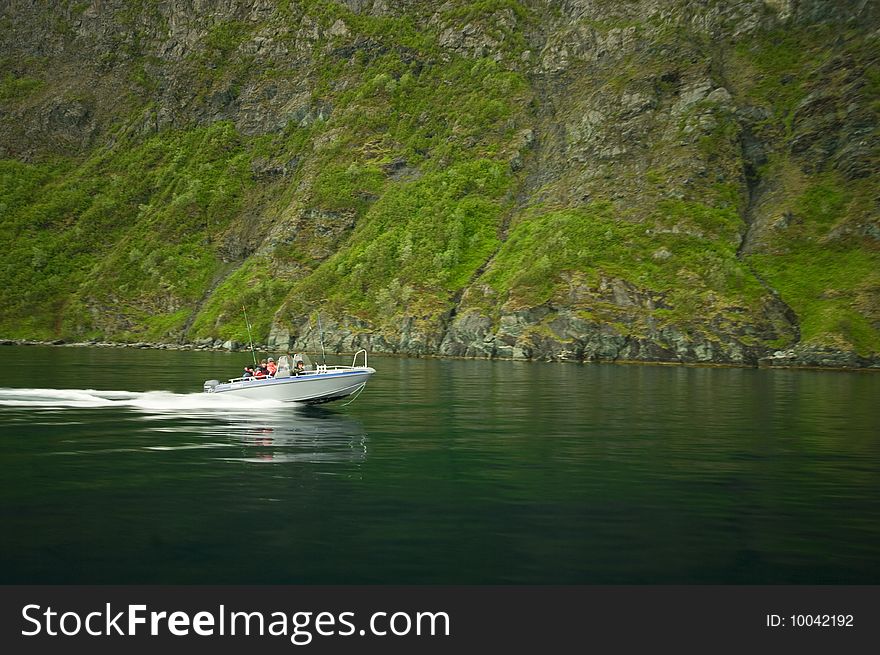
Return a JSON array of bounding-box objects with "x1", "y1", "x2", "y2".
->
[
  {"x1": 1, "y1": 0, "x2": 878, "y2": 368},
  {"x1": 759, "y1": 345, "x2": 880, "y2": 370}
]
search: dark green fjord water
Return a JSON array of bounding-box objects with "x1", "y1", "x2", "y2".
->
[{"x1": 0, "y1": 345, "x2": 878, "y2": 584}]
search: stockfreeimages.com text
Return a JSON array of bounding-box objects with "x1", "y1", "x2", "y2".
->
[{"x1": 22, "y1": 603, "x2": 450, "y2": 645}]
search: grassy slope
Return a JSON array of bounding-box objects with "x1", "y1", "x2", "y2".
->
[
  {"x1": 730, "y1": 25, "x2": 880, "y2": 355},
  {"x1": 0, "y1": 1, "x2": 876, "y2": 357},
  {"x1": 0, "y1": 123, "x2": 256, "y2": 340}
]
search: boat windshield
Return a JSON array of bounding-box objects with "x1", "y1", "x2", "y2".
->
[
  {"x1": 275, "y1": 353, "x2": 313, "y2": 378},
  {"x1": 276, "y1": 355, "x2": 293, "y2": 378}
]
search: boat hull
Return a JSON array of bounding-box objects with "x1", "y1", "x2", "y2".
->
[{"x1": 207, "y1": 368, "x2": 375, "y2": 404}]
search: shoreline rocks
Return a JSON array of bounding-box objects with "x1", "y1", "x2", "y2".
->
[
  {"x1": 0, "y1": 338, "x2": 263, "y2": 353},
  {"x1": 757, "y1": 346, "x2": 880, "y2": 370},
  {"x1": 2, "y1": 336, "x2": 876, "y2": 371}
]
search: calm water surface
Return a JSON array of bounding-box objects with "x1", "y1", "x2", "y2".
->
[{"x1": 0, "y1": 345, "x2": 878, "y2": 583}]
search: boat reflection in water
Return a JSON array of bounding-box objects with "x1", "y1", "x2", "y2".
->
[
  {"x1": 225, "y1": 405, "x2": 368, "y2": 465},
  {"x1": 139, "y1": 400, "x2": 370, "y2": 466},
  {"x1": 0, "y1": 386, "x2": 368, "y2": 467}
]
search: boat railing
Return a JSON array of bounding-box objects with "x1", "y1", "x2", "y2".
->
[
  {"x1": 312, "y1": 351, "x2": 368, "y2": 372},
  {"x1": 352, "y1": 349, "x2": 368, "y2": 368},
  {"x1": 227, "y1": 375, "x2": 273, "y2": 383}
]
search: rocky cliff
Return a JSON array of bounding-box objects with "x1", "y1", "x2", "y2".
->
[{"x1": 1, "y1": 0, "x2": 878, "y2": 367}]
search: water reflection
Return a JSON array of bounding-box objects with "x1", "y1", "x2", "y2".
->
[
  {"x1": 1, "y1": 348, "x2": 878, "y2": 584},
  {"x1": 0, "y1": 386, "x2": 368, "y2": 467},
  {"x1": 215, "y1": 406, "x2": 368, "y2": 465}
]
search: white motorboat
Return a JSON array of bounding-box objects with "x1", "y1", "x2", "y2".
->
[{"x1": 203, "y1": 351, "x2": 375, "y2": 404}]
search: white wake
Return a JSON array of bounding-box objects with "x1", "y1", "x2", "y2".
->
[{"x1": 0, "y1": 388, "x2": 286, "y2": 411}]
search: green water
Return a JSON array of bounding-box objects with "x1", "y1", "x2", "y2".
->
[{"x1": 0, "y1": 345, "x2": 877, "y2": 583}]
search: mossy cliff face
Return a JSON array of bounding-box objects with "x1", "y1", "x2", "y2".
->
[{"x1": 1, "y1": 0, "x2": 877, "y2": 367}]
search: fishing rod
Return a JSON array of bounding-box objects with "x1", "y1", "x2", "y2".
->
[
  {"x1": 242, "y1": 305, "x2": 258, "y2": 367},
  {"x1": 316, "y1": 312, "x2": 327, "y2": 366}
]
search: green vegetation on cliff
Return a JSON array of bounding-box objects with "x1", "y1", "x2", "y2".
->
[
  {"x1": 0, "y1": 0, "x2": 877, "y2": 364},
  {"x1": 0, "y1": 122, "x2": 255, "y2": 339}
]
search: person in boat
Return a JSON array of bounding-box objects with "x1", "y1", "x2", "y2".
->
[
  {"x1": 266, "y1": 357, "x2": 277, "y2": 376},
  {"x1": 254, "y1": 360, "x2": 269, "y2": 378},
  {"x1": 294, "y1": 360, "x2": 306, "y2": 376},
  {"x1": 242, "y1": 365, "x2": 254, "y2": 379}
]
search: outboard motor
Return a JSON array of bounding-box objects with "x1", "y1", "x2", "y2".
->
[{"x1": 203, "y1": 379, "x2": 220, "y2": 393}]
